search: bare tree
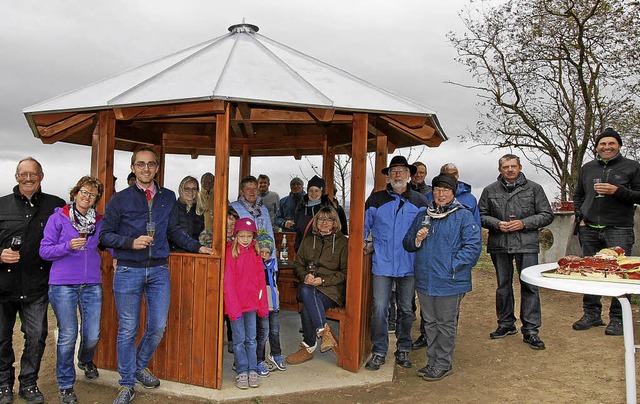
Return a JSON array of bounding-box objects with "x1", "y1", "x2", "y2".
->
[{"x1": 448, "y1": 0, "x2": 640, "y2": 200}]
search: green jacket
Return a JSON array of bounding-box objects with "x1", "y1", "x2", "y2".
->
[{"x1": 294, "y1": 231, "x2": 348, "y2": 306}]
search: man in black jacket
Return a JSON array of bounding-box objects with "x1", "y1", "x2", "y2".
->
[
  {"x1": 0, "y1": 157, "x2": 65, "y2": 404},
  {"x1": 573, "y1": 128, "x2": 640, "y2": 336}
]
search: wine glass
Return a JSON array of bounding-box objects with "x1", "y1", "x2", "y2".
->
[
  {"x1": 147, "y1": 222, "x2": 156, "y2": 246},
  {"x1": 421, "y1": 215, "x2": 431, "y2": 235},
  {"x1": 594, "y1": 178, "x2": 604, "y2": 198},
  {"x1": 10, "y1": 236, "x2": 22, "y2": 252},
  {"x1": 78, "y1": 225, "x2": 88, "y2": 250}
]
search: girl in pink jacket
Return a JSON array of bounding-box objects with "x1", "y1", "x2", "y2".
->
[{"x1": 224, "y1": 218, "x2": 269, "y2": 389}]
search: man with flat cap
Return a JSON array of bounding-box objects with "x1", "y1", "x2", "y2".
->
[
  {"x1": 363, "y1": 155, "x2": 428, "y2": 371},
  {"x1": 572, "y1": 127, "x2": 640, "y2": 336}
]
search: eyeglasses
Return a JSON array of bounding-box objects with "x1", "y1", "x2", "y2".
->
[
  {"x1": 317, "y1": 218, "x2": 334, "y2": 223},
  {"x1": 433, "y1": 187, "x2": 453, "y2": 194},
  {"x1": 78, "y1": 189, "x2": 98, "y2": 199},
  {"x1": 183, "y1": 187, "x2": 198, "y2": 192},
  {"x1": 388, "y1": 168, "x2": 408, "y2": 175},
  {"x1": 133, "y1": 162, "x2": 158, "y2": 169},
  {"x1": 16, "y1": 172, "x2": 41, "y2": 179}
]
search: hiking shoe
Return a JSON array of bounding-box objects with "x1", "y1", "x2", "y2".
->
[
  {"x1": 18, "y1": 385, "x2": 44, "y2": 404},
  {"x1": 572, "y1": 315, "x2": 605, "y2": 330},
  {"x1": 394, "y1": 350, "x2": 412, "y2": 368},
  {"x1": 248, "y1": 371, "x2": 260, "y2": 388},
  {"x1": 489, "y1": 326, "x2": 517, "y2": 339},
  {"x1": 286, "y1": 343, "x2": 315, "y2": 365},
  {"x1": 113, "y1": 386, "x2": 135, "y2": 404},
  {"x1": 256, "y1": 361, "x2": 270, "y2": 377},
  {"x1": 78, "y1": 361, "x2": 99, "y2": 380},
  {"x1": 267, "y1": 354, "x2": 287, "y2": 371},
  {"x1": 523, "y1": 334, "x2": 546, "y2": 350},
  {"x1": 236, "y1": 373, "x2": 249, "y2": 390},
  {"x1": 388, "y1": 322, "x2": 396, "y2": 334},
  {"x1": 605, "y1": 320, "x2": 623, "y2": 336},
  {"x1": 135, "y1": 368, "x2": 160, "y2": 389},
  {"x1": 59, "y1": 388, "x2": 78, "y2": 404},
  {"x1": 0, "y1": 386, "x2": 13, "y2": 404},
  {"x1": 422, "y1": 367, "x2": 453, "y2": 381},
  {"x1": 320, "y1": 324, "x2": 337, "y2": 353},
  {"x1": 411, "y1": 334, "x2": 428, "y2": 350},
  {"x1": 417, "y1": 365, "x2": 431, "y2": 377},
  {"x1": 365, "y1": 353, "x2": 386, "y2": 371}
]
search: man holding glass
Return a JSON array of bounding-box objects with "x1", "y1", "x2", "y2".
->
[
  {"x1": 572, "y1": 128, "x2": 640, "y2": 336},
  {"x1": 100, "y1": 147, "x2": 212, "y2": 404},
  {"x1": 479, "y1": 154, "x2": 553, "y2": 350},
  {"x1": 0, "y1": 157, "x2": 64, "y2": 404}
]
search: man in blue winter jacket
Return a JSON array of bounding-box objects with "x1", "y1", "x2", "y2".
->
[
  {"x1": 100, "y1": 147, "x2": 212, "y2": 404},
  {"x1": 363, "y1": 155, "x2": 428, "y2": 371}
]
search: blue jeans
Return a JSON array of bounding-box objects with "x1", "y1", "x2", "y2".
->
[
  {"x1": 49, "y1": 284, "x2": 102, "y2": 390},
  {"x1": 298, "y1": 285, "x2": 338, "y2": 347},
  {"x1": 0, "y1": 294, "x2": 48, "y2": 389},
  {"x1": 491, "y1": 253, "x2": 541, "y2": 335},
  {"x1": 578, "y1": 226, "x2": 635, "y2": 320},
  {"x1": 371, "y1": 275, "x2": 415, "y2": 355},
  {"x1": 257, "y1": 311, "x2": 281, "y2": 361},
  {"x1": 230, "y1": 311, "x2": 258, "y2": 374},
  {"x1": 113, "y1": 265, "x2": 170, "y2": 388}
]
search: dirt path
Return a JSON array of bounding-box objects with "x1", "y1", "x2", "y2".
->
[{"x1": 16, "y1": 252, "x2": 638, "y2": 403}]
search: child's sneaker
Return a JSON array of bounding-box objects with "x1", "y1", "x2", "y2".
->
[
  {"x1": 236, "y1": 373, "x2": 249, "y2": 389},
  {"x1": 248, "y1": 371, "x2": 260, "y2": 388},
  {"x1": 256, "y1": 361, "x2": 270, "y2": 377},
  {"x1": 267, "y1": 354, "x2": 287, "y2": 371}
]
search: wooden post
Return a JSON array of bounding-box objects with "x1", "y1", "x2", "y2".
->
[
  {"x1": 323, "y1": 142, "x2": 335, "y2": 198},
  {"x1": 344, "y1": 112, "x2": 368, "y2": 371},
  {"x1": 240, "y1": 144, "x2": 251, "y2": 179},
  {"x1": 374, "y1": 134, "x2": 388, "y2": 192}
]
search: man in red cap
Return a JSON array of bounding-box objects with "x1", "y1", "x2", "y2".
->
[
  {"x1": 363, "y1": 155, "x2": 428, "y2": 371},
  {"x1": 572, "y1": 127, "x2": 640, "y2": 335}
]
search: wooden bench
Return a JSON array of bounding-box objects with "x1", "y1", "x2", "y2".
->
[{"x1": 325, "y1": 307, "x2": 346, "y2": 367}]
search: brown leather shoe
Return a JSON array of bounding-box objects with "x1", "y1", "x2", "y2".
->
[
  {"x1": 286, "y1": 343, "x2": 315, "y2": 365},
  {"x1": 320, "y1": 324, "x2": 337, "y2": 353}
]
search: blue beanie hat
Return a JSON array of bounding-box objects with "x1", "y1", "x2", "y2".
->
[{"x1": 256, "y1": 231, "x2": 275, "y2": 253}]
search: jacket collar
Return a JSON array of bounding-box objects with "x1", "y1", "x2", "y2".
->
[
  {"x1": 386, "y1": 183, "x2": 413, "y2": 199},
  {"x1": 13, "y1": 184, "x2": 43, "y2": 205}
]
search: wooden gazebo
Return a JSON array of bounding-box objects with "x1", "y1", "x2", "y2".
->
[{"x1": 23, "y1": 23, "x2": 446, "y2": 389}]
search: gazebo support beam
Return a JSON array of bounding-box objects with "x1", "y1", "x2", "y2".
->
[{"x1": 374, "y1": 134, "x2": 388, "y2": 192}]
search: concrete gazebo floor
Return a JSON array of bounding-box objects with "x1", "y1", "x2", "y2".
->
[{"x1": 90, "y1": 310, "x2": 394, "y2": 402}]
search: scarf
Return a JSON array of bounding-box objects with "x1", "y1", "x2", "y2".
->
[
  {"x1": 426, "y1": 198, "x2": 461, "y2": 220},
  {"x1": 68, "y1": 203, "x2": 97, "y2": 235},
  {"x1": 237, "y1": 195, "x2": 264, "y2": 219}
]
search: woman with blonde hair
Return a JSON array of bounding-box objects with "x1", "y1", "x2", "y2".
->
[{"x1": 171, "y1": 175, "x2": 205, "y2": 251}]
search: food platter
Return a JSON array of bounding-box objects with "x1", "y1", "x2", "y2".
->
[
  {"x1": 543, "y1": 247, "x2": 640, "y2": 284},
  {"x1": 541, "y1": 266, "x2": 640, "y2": 285}
]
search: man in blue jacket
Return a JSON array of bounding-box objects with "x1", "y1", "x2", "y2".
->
[
  {"x1": 363, "y1": 156, "x2": 428, "y2": 371},
  {"x1": 100, "y1": 147, "x2": 211, "y2": 404}
]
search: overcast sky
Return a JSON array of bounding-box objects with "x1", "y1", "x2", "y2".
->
[{"x1": 0, "y1": 0, "x2": 560, "y2": 202}]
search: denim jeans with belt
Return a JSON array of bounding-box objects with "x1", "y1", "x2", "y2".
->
[
  {"x1": 578, "y1": 226, "x2": 635, "y2": 320},
  {"x1": 49, "y1": 284, "x2": 102, "y2": 390},
  {"x1": 491, "y1": 252, "x2": 542, "y2": 335},
  {"x1": 370, "y1": 275, "x2": 415, "y2": 355},
  {"x1": 113, "y1": 265, "x2": 170, "y2": 388},
  {"x1": 298, "y1": 284, "x2": 337, "y2": 347},
  {"x1": 230, "y1": 311, "x2": 258, "y2": 375},
  {"x1": 0, "y1": 294, "x2": 49, "y2": 389}
]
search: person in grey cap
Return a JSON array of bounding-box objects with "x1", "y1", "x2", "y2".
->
[
  {"x1": 275, "y1": 177, "x2": 306, "y2": 231},
  {"x1": 479, "y1": 154, "x2": 553, "y2": 350},
  {"x1": 572, "y1": 127, "x2": 640, "y2": 336}
]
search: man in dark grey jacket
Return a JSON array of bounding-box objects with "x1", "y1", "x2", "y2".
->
[{"x1": 479, "y1": 154, "x2": 553, "y2": 350}]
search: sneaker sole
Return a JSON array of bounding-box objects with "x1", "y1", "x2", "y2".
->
[
  {"x1": 489, "y1": 330, "x2": 518, "y2": 339},
  {"x1": 422, "y1": 369, "x2": 453, "y2": 381},
  {"x1": 136, "y1": 380, "x2": 160, "y2": 389},
  {"x1": 267, "y1": 356, "x2": 286, "y2": 371}
]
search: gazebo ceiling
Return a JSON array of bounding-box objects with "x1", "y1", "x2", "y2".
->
[{"x1": 23, "y1": 23, "x2": 447, "y2": 156}]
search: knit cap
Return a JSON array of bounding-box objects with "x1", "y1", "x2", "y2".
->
[
  {"x1": 595, "y1": 127, "x2": 622, "y2": 146},
  {"x1": 256, "y1": 230, "x2": 275, "y2": 253}
]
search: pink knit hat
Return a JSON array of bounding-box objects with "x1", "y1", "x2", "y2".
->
[{"x1": 233, "y1": 218, "x2": 257, "y2": 236}]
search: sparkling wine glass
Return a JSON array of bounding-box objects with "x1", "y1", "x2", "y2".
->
[
  {"x1": 594, "y1": 178, "x2": 604, "y2": 198},
  {"x1": 78, "y1": 225, "x2": 88, "y2": 250},
  {"x1": 421, "y1": 215, "x2": 431, "y2": 235},
  {"x1": 147, "y1": 222, "x2": 156, "y2": 246}
]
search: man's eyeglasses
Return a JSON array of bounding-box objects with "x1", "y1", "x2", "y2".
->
[
  {"x1": 388, "y1": 168, "x2": 408, "y2": 175},
  {"x1": 433, "y1": 187, "x2": 453, "y2": 194},
  {"x1": 133, "y1": 162, "x2": 158, "y2": 169},
  {"x1": 16, "y1": 172, "x2": 41, "y2": 179},
  {"x1": 78, "y1": 189, "x2": 98, "y2": 199}
]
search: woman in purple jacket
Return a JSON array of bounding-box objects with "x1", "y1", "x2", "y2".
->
[{"x1": 40, "y1": 176, "x2": 104, "y2": 404}]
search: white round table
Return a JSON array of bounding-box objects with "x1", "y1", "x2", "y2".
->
[{"x1": 522, "y1": 263, "x2": 640, "y2": 404}]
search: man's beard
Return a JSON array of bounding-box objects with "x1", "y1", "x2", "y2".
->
[{"x1": 391, "y1": 180, "x2": 406, "y2": 192}]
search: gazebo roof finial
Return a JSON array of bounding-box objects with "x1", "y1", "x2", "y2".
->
[{"x1": 228, "y1": 20, "x2": 259, "y2": 33}]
